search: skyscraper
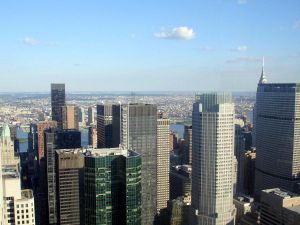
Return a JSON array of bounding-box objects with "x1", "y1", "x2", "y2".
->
[
  {"x1": 254, "y1": 64, "x2": 300, "y2": 198},
  {"x1": 84, "y1": 147, "x2": 141, "y2": 225},
  {"x1": 55, "y1": 149, "x2": 84, "y2": 225},
  {"x1": 157, "y1": 112, "x2": 170, "y2": 212},
  {"x1": 87, "y1": 106, "x2": 96, "y2": 126},
  {"x1": 44, "y1": 129, "x2": 81, "y2": 225},
  {"x1": 37, "y1": 121, "x2": 57, "y2": 162},
  {"x1": 0, "y1": 131, "x2": 3, "y2": 225},
  {"x1": 191, "y1": 93, "x2": 236, "y2": 225},
  {"x1": 183, "y1": 125, "x2": 192, "y2": 165},
  {"x1": 97, "y1": 104, "x2": 114, "y2": 148},
  {"x1": 0, "y1": 124, "x2": 19, "y2": 167},
  {"x1": 121, "y1": 103, "x2": 157, "y2": 225},
  {"x1": 51, "y1": 83, "x2": 66, "y2": 128},
  {"x1": 61, "y1": 105, "x2": 79, "y2": 129}
]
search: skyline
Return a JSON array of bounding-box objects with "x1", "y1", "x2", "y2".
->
[{"x1": 1, "y1": 0, "x2": 300, "y2": 92}]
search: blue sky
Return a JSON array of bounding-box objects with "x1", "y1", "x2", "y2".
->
[{"x1": 0, "y1": 0, "x2": 299, "y2": 92}]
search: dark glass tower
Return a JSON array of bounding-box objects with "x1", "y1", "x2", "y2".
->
[
  {"x1": 84, "y1": 148, "x2": 141, "y2": 225},
  {"x1": 51, "y1": 83, "x2": 66, "y2": 128},
  {"x1": 254, "y1": 79, "x2": 300, "y2": 198},
  {"x1": 121, "y1": 103, "x2": 157, "y2": 225},
  {"x1": 97, "y1": 104, "x2": 113, "y2": 148}
]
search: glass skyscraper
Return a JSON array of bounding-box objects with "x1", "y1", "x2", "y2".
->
[
  {"x1": 84, "y1": 148, "x2": 141, "y2": 225},
  {"x1": 254, "y1": 72, "x2": 300, "y2": 198},
  {"x1": 51, "y1": 83, "x2": 66, "y2": 128},
  {"x1": 121, "y1": 103, "x2": 157, "y2": 225}
]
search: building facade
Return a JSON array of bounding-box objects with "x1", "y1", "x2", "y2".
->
[
  {"x1": 254, "y1": 72, "x2": 300, "y2": 197},
  {"x1": 260, "y1": 188, "x2": 300, "y2": 225},
  {"x1": 97, "y1": 104, "x2": 114, "y2": 148},
  {"x1": 44, "y1": 129, "x2": 81, "y2": 225},
  {"x1": 55, "y1": 149, "x2": 84, "y2": 225},
  {"x1": 84, "y1": 148, "x2": 141, "y2": 225},
  {"x1": 61, "y1": 105, "x2": 79, "y2": 129},
  {"x1": 157, "y1": 112, "x2": 170, "y2": 212},
  {"x1": 1, "y1": 124, "x2": 19, "y2": 167},
  {"x1": 191, "y1": 93, "x2": 236, "y2": 225},
  {"x1": 2, "y1": 168, "x2": 35, "y2": 225},
  {"x1": 183, "y1": 125, "x2": 192, "y2": 165},
  {"x1": 121, "y1": 103, "x2": 157, "y2": 225},
  {"x1": 51, "y1": 83, "x2": 66, "y2": 128},
  {"x1": 37, "y1": 121, "x2": 57, "y2": 162}
]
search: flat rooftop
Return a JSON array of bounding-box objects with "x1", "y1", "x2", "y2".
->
[
  {"x1": 56, "y1": 147, "x2": 140, "y2": 158},
  {"x1": 262, "y1": 188, "x2": 300, "y2": 199}
]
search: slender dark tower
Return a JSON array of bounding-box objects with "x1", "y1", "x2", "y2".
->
[{"x1": 51, "y1": 83, "x2": 66, "y2": 129}]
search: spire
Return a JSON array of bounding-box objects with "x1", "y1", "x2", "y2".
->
[{"x1": 259, "y1": 56, "x2": 267, "y2": 84}]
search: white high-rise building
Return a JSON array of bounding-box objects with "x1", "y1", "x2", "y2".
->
[
  {"x1": 191, "y1": 93, "x2": 236, "y2": 225},
  {"x1": 157, "y1": 112, "x2": 170, "y2": 212},
  {"x1": 2, "y1": 168, "x2": 35, "y2": 225}
]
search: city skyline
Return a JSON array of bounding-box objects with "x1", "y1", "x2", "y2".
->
[{"x1": 0, "y1": 1, "x2": 300, "y2": 92}]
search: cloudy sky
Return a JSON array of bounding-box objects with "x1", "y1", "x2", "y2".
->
[{"x1": 0, "y1": 0, "x2": 299, "y2": 92}]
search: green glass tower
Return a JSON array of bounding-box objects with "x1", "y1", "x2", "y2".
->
[{"x1": 84, "y1": 148, "x2": 141, "y2": 225}]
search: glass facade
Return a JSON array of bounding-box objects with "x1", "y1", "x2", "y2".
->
[{"x1": 84, "y1": 149, "x2": 141, "y2": 225}]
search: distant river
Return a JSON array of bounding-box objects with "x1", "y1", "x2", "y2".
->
[{"x1": 170, "y1": 124, "x2": 184, "y2": 139}]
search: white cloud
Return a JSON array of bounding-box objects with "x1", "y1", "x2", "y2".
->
[
  {"x1": 155, "y1": 26, "x2": 195, "y2": 40},
  {"x1": 293, "y1": 20, "x2": 300, "y2": 29},
  {"x1": 237, "y1": 0, "x2": 247, "y2": 5},
  {"x1": 226, "y1": 56, "x2": 260, "y2": 63},
  {"x1": 21, "y1": 37, "x2": 38, "y2": 46},
  {"x1": 237, "y1": 45, "x2": 247, "y2": 52}
]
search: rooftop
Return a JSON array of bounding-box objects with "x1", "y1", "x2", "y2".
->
[{"x1": 262, "y1": 188, "x2": 300, "y2": 199}]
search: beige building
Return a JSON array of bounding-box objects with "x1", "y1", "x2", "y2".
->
[
  {"x1": 157, "y1": 112, "x2": 170, "y2": 212},
  {"x1": 233, "y1": 195, "x2": 254, "y2": 224},
  {"x1": 2, "y1": 168, "x2": 35, "y2": 225},
  {"x1": 0, "y1": 125, "x2": 19, "y2": 167},
  {"x1": 62, "y1": 105, "x2": 79, "y2": 129},
  {"x1": 260, "y1": 188, "x2": 300, "y2": 225}
]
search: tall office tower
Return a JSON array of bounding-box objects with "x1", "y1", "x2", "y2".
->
[
  {"x1": 121, "y1": 103, "x2": 157, "y2": 225},
  {"x1": 55, "y1": 149, "x2": 84, "y2": 225},
  {"x1": 157, "y1": 112, "x2": 170, "y2": 212},
  {"x1": 97, "y1": 104, "x2": 114, "y2": 148},
  {"x1": 76, "y1": 106, "x2": 85, "y2": 127},
  {"x1": 0, "y1": 124, "x2": 19, "y2": 167},
  {"x1": 2, "y1": 168, "x2": 35, "y2": 225},
  {"x1": 87, "y1": 106, "x2": 96, "y2": 126},
  {"x1": 260, "y1": 188, "x2": 300, "y2": 225},
  {"x1": 44, "y1": 129, "x2": 81, "y2": 225},
  {"x1": 51, "y1": 83, "x2": 66, "y2": 128},
  {"x1": 170, "y1": 165, "x2": 192, "y2": 200},
  {"x1": 254, "y1": 64, "x2": 300, "y2": 198},
  {"x1": 84, "y1": 147, "x2": 141, "y2": 225},
  {"x1": 37, "y1": 121, "x2": 57, "y2": 162},
  {"x1": 191, "y1": 93, "x2": 236, "y2": 225},
  {"x1": 183, "y1": 125, "x2": 192, "y2": 165},
  {"x1": 88, "y1": 125, "x2": 97, "y2": 148},
  {"x1": 61, "y1": 105, "x2": 79, "y2": 129}
]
